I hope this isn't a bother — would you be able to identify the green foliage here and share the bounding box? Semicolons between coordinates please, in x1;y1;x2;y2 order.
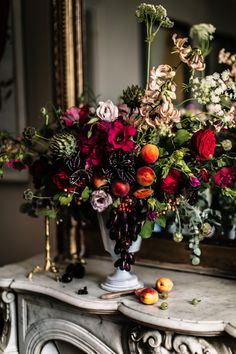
140;219;154;239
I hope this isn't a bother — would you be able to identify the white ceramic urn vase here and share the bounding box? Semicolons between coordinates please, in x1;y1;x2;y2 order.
97;210;144;292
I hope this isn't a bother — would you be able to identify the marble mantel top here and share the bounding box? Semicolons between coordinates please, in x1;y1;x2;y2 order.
0;255;236;338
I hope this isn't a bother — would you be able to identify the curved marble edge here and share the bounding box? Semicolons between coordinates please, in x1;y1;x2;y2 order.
118;302;230;337
10;280;118;313
0;279;14;288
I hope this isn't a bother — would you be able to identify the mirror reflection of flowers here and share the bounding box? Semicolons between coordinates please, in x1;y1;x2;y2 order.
0;3;236;269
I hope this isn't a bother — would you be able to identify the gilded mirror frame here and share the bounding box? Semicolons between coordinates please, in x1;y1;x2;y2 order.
51;0;84;110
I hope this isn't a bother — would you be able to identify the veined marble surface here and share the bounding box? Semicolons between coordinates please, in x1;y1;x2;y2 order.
0;255;236;337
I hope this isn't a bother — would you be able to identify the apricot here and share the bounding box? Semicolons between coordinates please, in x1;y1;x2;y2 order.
141;144;159;163
111;180;130;197
156;277;173;293
93;176;108;188
133;188;154;199
136;166;156;187
139;287;159;305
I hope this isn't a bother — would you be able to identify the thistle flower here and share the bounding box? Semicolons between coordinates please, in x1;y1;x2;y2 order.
121;85;145;109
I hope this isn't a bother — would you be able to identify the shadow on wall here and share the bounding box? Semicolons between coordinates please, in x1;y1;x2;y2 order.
0;183;54;267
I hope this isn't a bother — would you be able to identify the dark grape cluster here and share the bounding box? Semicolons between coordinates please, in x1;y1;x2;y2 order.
60;261;86;283
106;197;141;271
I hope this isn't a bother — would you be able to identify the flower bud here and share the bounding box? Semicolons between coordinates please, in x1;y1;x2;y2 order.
221;139;232;151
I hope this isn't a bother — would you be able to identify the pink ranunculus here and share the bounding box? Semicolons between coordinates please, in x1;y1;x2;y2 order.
96;100;119;122
108;120;136;152
61;106;89;127
90;190;113;212
214;166;236;188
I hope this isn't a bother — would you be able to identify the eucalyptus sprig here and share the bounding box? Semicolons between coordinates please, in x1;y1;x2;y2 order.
135;3;174;88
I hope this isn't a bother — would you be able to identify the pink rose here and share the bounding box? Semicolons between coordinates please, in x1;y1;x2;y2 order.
61;106;89;127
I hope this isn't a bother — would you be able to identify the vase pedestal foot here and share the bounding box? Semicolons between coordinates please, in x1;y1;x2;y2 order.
100;268;143;292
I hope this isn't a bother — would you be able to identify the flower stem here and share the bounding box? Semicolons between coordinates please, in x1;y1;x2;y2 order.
146;40;152;90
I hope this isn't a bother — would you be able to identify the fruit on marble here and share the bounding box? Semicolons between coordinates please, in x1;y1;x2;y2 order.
136;166;156;186
191;298;201;305
159;302;168;310
133;188;154;199
93;175;108;188
139;287;159;305
159;292;169;300
156;277;173;293
111;180;130;197
141;144;159;163
134;288;146;296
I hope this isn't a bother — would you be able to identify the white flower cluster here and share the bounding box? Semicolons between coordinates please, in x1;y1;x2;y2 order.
191;71;236;130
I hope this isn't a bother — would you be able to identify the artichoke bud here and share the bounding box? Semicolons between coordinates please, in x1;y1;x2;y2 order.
49;133;77;159
121;85;145;109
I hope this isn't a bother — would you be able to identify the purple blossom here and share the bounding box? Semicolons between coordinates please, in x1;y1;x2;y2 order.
190;176;201;188
147;211;158;221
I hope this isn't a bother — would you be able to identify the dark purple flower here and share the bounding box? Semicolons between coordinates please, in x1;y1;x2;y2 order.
147;211;158;221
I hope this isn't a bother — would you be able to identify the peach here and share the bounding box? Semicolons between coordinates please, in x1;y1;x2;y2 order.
156;277;173;293
111;180;130;197
136;166;156;187
139;287;159;305
141;144;159;163
133;188;154;199
93;176;108;188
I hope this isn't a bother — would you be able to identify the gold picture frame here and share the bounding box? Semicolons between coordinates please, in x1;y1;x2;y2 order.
51;0;84;110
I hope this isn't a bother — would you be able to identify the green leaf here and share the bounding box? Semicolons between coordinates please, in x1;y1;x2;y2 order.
87;117;99;125
173;129;191;146
81;186;92;201
162;166;170;178
87;130;92;138
222;187;236;198
37;208;57;219
140;220;154;239
156;215;166;228
113;198;121;208
58;194;73;206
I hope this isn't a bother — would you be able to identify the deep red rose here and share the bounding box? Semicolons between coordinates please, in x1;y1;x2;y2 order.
52;170;76;191
30;157;51;189
214;166;236;188
191;129;216;159
108;121;136;152
201;169;210;183
161;168;184;195
79;122;109;168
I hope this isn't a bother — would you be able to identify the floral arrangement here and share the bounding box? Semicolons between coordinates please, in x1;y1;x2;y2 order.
1;3;236;270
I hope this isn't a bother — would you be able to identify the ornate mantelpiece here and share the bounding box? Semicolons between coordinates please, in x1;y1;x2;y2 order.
0;256;236;354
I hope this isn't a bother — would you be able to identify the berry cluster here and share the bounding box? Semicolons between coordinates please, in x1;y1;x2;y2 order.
106;197;141;271
60;261;85;283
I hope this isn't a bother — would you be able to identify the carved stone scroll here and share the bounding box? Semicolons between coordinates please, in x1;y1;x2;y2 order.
128;325;236;354
0;290;18;354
